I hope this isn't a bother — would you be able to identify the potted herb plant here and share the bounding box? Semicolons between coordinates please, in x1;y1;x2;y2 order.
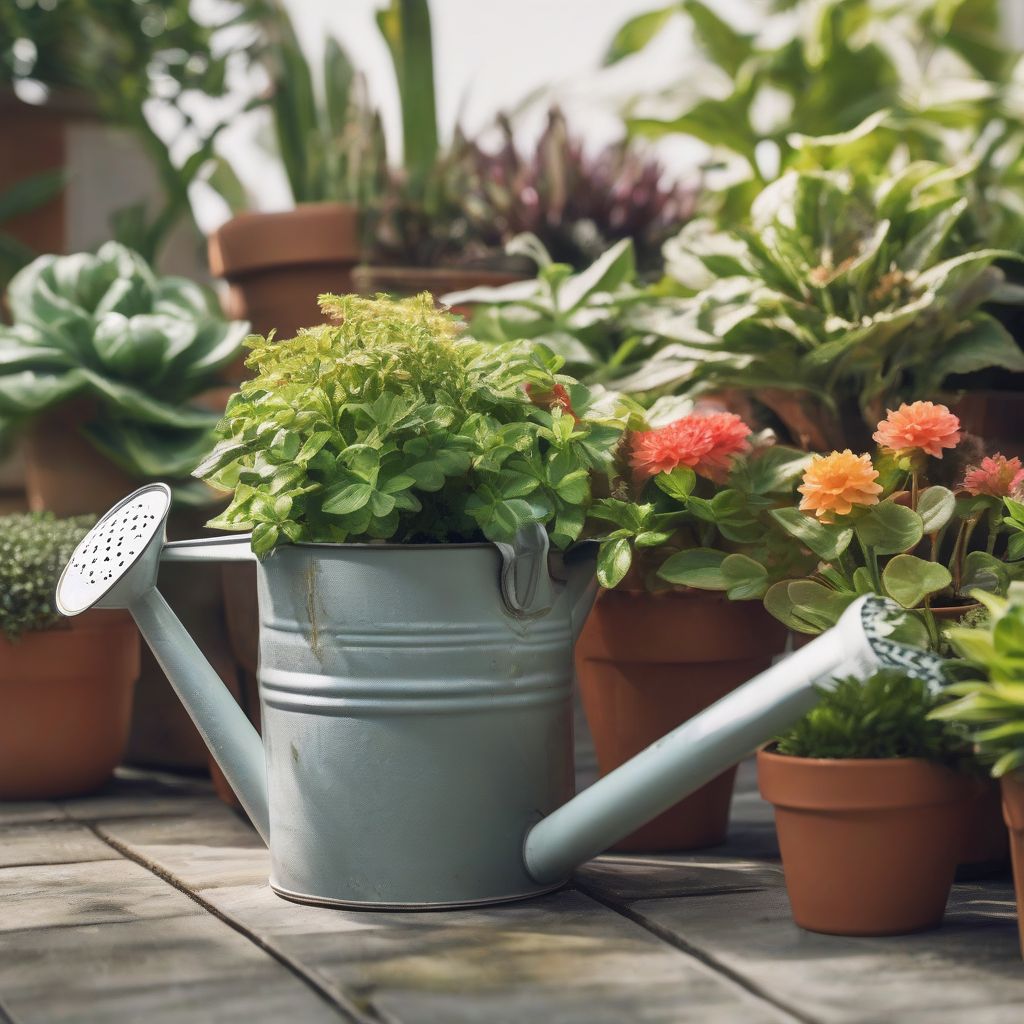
625;167;1024;451
931;584;1024;956
759;669;971;936
576;408;811;850
0;511;140;798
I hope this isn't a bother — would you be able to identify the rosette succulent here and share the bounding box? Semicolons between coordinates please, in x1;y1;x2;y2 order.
0;242;248;480
195;292;624;556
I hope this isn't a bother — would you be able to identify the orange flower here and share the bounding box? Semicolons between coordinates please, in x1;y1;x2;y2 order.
798;450;883;521
630;412;751;482
962;454;1024;498
872;401;961;459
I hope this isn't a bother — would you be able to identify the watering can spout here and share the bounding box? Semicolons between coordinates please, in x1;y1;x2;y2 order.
54;485;270;844
524;595;944;884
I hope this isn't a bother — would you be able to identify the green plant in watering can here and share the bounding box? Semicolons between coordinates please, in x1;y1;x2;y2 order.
0;242;248;484
195;292;626;556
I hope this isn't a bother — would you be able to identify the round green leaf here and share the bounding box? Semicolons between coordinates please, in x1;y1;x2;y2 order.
657;548;727;589
854;501;923;555
917;486;956;535
597;537;633;588
881;554;952;609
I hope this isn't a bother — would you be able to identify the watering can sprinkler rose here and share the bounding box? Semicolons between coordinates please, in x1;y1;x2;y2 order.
56;295;945;908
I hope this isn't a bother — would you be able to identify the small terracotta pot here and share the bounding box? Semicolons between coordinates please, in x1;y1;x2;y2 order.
208;203;361;362
352;265;522;313
577;590;787;851
0;611;140;799
758;748;972;935
1001;773;1024;958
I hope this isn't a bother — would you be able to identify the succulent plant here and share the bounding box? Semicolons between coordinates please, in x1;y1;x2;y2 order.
0;512;94;641
0;242;248;481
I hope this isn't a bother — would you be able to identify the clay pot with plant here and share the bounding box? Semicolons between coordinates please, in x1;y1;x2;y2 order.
931;584;1024;957
759;669;972;936
0;512;140;798
578;408;813;850
0;242;248;770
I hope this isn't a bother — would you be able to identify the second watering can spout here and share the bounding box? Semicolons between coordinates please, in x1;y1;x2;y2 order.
523;595;948;884
55;485;270;843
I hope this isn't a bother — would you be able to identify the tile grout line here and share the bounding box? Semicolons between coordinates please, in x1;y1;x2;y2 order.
574;877;821;1024
81;819;379;1024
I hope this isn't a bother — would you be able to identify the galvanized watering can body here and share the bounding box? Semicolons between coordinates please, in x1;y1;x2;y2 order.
257;542;581;907
57;485;946;911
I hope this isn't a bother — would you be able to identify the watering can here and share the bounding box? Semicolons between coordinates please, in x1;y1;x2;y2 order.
56;484;944;909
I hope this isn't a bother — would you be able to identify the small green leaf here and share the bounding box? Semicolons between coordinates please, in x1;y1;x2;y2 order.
654;466;697;501
322;482;374;515
657;548;727;589
597;537;633;588
961;551;1010;596
770;507;853;561
881;554;952;609
855;502;924;555
917;486;956;535
721;553;769;600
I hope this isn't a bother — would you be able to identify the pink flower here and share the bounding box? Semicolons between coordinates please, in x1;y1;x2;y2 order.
961;454;1024;498
873;401;961;459
630;413;751;482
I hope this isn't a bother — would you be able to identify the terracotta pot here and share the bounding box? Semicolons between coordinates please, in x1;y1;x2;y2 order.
1002;773;1024;957
208;204;361;360
352;265;522;313
577;590;787;851
954;391;1024;459
0;611;139;799
758;748;973;935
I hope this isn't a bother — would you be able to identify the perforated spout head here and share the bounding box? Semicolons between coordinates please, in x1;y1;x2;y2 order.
56;484;171;616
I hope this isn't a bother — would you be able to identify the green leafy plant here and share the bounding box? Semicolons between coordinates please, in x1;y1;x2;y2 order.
759;403;1024;642
195;292;624;556
444;236;654;381
605;0;1014;220
0;242;248;483
0;512;93;641
628;167;1024;450
580;408;813;592
775;669;965;761
931;584;1024;776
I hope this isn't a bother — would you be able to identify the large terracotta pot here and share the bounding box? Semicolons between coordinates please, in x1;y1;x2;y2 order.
1001;773;1024;958
0;611;139;798
208;203;361;356
576;590;787;851
352;265;522;312
758;748;973;935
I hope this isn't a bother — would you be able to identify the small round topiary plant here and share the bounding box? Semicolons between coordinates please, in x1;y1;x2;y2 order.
0;512;95;641
196;292;624;555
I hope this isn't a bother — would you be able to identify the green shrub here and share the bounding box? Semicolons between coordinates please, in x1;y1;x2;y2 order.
0;513;94;641
775;669;966;760
196;292;624;556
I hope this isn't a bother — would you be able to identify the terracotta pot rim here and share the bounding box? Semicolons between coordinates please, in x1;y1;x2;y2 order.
759;747;959;770
0;610;133;646
209;203;361;278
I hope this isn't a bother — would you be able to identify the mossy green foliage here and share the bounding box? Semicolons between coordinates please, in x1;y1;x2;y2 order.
932;585;1024;776
775;669;966;761
0;512;93;641
196;292;622;556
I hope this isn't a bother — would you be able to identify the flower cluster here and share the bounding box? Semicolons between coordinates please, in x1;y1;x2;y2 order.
798;401;1022;522
630;412;751;482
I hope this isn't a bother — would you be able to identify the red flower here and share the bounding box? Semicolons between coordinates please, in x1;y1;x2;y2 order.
630;412;751;482
525;382;578;422
961;454;1024;498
